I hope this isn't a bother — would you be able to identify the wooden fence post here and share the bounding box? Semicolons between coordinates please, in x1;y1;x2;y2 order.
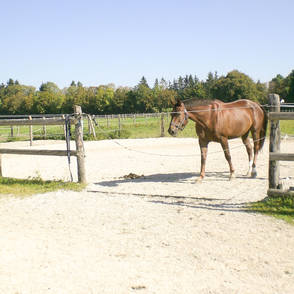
29;116;33;146
268;93;281;189
87;115;96;139
160;113;165;137
0;154;2;177
74;105;86;183
118;114;121;136
62;115;67;139
87;115;92;135
43;117;47;139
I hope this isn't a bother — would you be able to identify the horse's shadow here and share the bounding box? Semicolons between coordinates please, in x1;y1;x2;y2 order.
95;172;195;187
94;171;265;187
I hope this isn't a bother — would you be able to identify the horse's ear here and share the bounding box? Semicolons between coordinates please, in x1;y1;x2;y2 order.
170;97;182;106
176;98;182;106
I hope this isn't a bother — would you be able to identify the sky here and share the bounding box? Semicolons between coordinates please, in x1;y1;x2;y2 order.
0;0;293;89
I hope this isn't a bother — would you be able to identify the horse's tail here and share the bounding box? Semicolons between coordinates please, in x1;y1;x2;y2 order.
259;105;268;151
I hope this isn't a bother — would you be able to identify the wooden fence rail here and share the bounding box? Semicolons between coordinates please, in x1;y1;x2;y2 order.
0;105;86;183
268;94;294;197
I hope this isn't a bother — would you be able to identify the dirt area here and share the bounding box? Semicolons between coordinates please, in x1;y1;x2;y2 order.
0;138;293;294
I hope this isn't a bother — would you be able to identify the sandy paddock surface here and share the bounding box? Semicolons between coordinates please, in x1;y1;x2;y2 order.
0;137;294;294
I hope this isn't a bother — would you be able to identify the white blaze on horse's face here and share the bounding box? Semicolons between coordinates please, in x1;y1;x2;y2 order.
168;102;188;136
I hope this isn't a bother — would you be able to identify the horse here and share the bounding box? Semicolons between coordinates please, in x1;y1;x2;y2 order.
168;98;268;181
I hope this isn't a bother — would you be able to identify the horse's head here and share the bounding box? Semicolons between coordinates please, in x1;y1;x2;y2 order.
168;98;189;136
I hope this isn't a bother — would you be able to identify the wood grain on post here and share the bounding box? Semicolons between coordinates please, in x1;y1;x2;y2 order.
268;94;280;189
74;105;86;183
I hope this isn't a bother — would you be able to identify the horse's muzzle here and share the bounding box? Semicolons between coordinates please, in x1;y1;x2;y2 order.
168;128;177;137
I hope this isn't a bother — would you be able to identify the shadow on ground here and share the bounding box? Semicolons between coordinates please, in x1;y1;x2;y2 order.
94;171;265;187
87;188;253;214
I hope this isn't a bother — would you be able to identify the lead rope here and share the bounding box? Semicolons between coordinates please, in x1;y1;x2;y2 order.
65;115;73;182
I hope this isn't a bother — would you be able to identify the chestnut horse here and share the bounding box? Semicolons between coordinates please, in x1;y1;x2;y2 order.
168;98;268;181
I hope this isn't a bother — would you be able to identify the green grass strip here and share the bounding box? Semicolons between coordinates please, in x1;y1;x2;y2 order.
248;195;294;225
0;176;85;197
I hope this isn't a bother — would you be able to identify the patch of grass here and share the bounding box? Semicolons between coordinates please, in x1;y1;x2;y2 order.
280;120;294;136
248;195;294;225
0;176;85;197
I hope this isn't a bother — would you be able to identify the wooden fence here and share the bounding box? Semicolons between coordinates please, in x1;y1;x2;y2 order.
0;105;86;183
1;112;169;141
268;94;294;197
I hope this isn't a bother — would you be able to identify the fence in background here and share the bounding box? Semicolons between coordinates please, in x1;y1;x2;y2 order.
0;112;170;142
0;106;86;183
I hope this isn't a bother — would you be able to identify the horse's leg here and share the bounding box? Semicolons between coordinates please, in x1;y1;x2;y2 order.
242;133;253;176
251;130;260;178
220;137;235;180
197;138;208;182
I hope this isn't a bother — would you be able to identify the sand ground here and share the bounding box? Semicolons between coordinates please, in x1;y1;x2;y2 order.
0;137;293;294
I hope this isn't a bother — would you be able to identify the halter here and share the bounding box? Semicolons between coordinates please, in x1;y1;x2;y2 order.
171;108;189;131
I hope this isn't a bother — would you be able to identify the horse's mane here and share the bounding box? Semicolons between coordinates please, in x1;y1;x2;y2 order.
183;98;220;108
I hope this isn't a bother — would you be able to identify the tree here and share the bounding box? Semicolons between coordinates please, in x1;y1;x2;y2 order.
286;70;294;103
269;74;287;99
133;78;154;112
204;71;218;98
211;70;265;102
34;82;64;113
112;87;129;113
7;78;14;86
139;76;149;88
63;83;87;113
0;82;35;114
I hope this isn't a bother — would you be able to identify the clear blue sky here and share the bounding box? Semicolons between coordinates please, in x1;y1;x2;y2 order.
0;0;293;89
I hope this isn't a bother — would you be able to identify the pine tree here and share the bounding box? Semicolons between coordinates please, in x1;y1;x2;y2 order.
139;76;149;88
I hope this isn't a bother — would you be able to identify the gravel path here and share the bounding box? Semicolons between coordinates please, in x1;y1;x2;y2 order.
0;138;293;293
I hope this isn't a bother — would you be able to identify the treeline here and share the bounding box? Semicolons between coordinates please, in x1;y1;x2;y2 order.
0;69;293;115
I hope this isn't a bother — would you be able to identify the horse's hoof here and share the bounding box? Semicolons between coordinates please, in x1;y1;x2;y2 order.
195;177;203;183
251;171;257;178
229;173;236;181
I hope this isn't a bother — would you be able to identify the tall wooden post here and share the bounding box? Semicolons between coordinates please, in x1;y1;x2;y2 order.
87;115;92;135
0;154;2;177
118;114;121;136
268;94;280;189
74;105;86;183
160;113;165;137
62;115;67;139
29;116;33;146
43;117;47;139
